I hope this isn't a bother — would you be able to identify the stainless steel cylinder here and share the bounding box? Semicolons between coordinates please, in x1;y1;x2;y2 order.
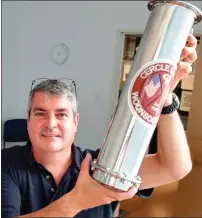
91;1;202;191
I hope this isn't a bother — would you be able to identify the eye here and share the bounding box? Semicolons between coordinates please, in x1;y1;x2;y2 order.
57;113;68;118
35;112;45;116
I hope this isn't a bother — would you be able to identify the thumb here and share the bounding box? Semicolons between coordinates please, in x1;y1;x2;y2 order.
80;153;92;173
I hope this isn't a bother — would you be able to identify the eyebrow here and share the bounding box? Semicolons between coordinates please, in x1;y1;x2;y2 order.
32;108;69;113
33;108;46;112
55;108;69;113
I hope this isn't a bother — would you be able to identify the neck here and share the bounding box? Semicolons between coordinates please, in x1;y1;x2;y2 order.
32;146;72;185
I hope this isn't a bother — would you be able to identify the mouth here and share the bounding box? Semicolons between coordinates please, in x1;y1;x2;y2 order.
41;134;61;138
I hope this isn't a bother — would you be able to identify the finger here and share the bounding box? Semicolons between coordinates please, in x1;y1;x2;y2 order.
180;47;197;64
176;61;192;79
186;34;197;48
80;153;92;174
116;186;138;201
127;186;139;197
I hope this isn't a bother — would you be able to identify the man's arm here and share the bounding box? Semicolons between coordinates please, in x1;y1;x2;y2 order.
138;93;192;190
2;154;138;218
19;192;81;217
1;171;81;218
20;154;138;217
137;33;197;190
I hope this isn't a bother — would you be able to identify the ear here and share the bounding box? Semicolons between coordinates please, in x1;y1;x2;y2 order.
74;113;80;132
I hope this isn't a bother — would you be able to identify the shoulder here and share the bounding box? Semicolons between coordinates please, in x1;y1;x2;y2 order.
72;145;100;170
2;145;30;168
2;145;30;159
74;145;100;160
2;145;31;187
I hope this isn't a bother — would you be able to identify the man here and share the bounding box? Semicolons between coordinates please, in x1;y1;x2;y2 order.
2;34;197;218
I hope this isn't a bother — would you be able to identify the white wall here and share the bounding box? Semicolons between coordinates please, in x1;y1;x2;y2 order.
2;1;202;150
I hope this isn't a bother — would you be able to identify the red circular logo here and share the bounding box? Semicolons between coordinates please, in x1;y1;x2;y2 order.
129;61;176;125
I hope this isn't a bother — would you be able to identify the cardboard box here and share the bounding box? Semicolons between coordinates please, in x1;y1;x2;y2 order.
124;36;137;59
181;74;195;90
180;90;192;112
123;60;133;81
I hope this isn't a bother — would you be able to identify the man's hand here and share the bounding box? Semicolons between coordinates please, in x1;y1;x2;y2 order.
163;34;197;106
135;34;197;95
69;153;138;211
170;33;198;92
19;154;138;218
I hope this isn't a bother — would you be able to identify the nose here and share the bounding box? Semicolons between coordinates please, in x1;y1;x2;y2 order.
45;115;57;129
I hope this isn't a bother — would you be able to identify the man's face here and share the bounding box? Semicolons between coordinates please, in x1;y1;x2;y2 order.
27;91;79;152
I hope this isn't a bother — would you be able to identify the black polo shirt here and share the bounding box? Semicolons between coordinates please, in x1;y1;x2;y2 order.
2;143;154;218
